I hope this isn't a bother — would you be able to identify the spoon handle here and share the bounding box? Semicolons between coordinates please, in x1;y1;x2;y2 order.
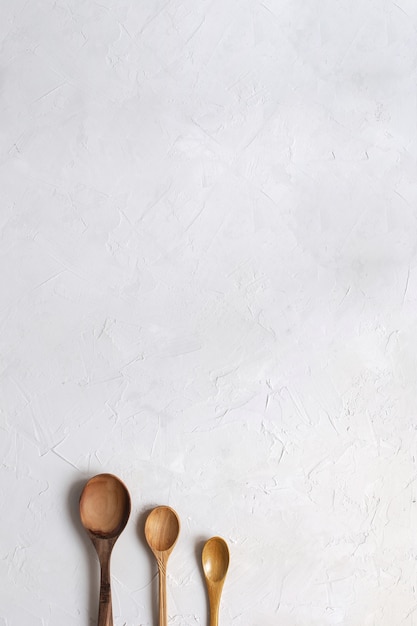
207;585;221;626
98;553;113;626
158;556;168;626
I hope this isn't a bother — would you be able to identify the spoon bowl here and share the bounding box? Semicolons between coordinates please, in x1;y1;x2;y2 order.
202;536;230;583
202;537;229;626
145;505;180;554
80;473;130;538
145;506;180;626
80;474;131;626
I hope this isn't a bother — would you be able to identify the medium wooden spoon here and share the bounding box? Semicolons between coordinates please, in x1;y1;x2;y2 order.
202;537;230;626
144;506;180;626
79;473;131;626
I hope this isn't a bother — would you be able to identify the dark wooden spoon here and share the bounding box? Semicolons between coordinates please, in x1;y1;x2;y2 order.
79;473;131;626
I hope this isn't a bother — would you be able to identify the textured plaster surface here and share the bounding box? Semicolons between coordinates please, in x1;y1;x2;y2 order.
1;0;417;624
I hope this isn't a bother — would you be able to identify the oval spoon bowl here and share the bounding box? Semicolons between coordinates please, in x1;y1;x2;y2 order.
202;536;229;583
80;473;131;538
145;505;180;553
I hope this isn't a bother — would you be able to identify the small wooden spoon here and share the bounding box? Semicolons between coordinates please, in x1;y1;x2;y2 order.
202;537;230;626
79;473;131;626
144;506;180;626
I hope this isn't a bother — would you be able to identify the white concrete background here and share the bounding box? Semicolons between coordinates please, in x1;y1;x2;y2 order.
1;0;417;624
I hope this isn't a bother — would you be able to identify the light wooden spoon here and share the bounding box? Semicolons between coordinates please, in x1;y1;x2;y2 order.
144;506;180;626
79;473;131;626
202;537;230;626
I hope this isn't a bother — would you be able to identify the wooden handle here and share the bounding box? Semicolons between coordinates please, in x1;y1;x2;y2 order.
98;556;113;626
92;537;115;626
158;556;168;626
207;583;222;626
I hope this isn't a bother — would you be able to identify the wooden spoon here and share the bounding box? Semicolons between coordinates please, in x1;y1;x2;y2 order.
202;537;230;626
144;506;180;626
79;473;131;626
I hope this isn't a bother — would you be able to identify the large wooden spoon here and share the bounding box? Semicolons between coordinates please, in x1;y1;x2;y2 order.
79;473;131;626
144;506;180;626
202;537;229;626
